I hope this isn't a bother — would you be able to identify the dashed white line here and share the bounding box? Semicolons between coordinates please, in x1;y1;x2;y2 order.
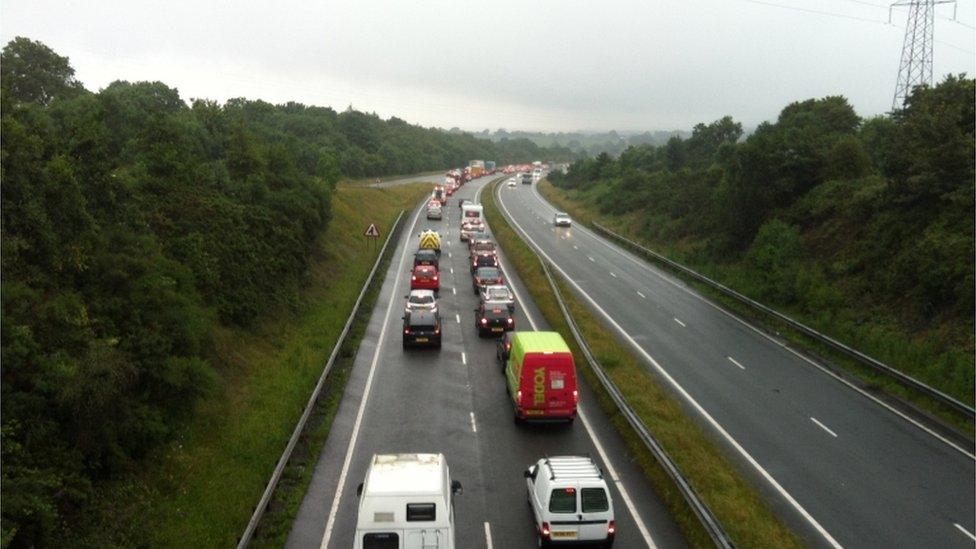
588;256;595;262
636;291;646;299
461;352;467;365
810;417;838;438
484;522;494;549
448;252;452;258
573;245;579;250
673;317;686;328
452;287;457;295
450;267;454;274
610;272;618;278
456;313;461;324
954;523;976;542
727;356;746;370
469;412;478;433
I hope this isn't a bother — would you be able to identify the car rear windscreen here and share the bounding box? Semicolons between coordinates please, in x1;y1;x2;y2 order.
581;488;609;512
477;269;500;278
484;309;509;320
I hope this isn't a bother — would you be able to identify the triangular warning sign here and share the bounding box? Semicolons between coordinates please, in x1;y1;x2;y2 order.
364;223;380;237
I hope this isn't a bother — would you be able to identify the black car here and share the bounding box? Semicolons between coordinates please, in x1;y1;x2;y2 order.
472;267;503;294
414;249;439;269
475;304;514;337
470;252;498;273
402;310;442;349
496;332;513;368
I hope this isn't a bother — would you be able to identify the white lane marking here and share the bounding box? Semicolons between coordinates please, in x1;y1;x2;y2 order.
450;267;454;274
456;314;461;324
811;417;838;438
452;287;457;295
496;184;842;549
469;412;478;433
673;317;686;328
489;185;657;549
524;181;974;460
320;204;423;549
588;256;595;262
727;356;746;370
573;245;579;250
484;522;494;549
954;524;976;542
637;291;646;299
610;272;618;278
448;252;452;258
461;352;467;365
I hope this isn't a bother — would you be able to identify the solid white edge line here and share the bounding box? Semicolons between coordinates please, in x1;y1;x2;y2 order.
526;182;975;460
954;523;976;542
470;411;478;433
498;183;843;549
320;204;423;549
673;317;686;328
727;356;746;370
488;182;658;549
484;521;494;549
811;417;839;438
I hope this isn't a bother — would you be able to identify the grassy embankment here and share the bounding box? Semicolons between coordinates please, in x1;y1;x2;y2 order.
537;179;974;433
68;182;431;548
483;181;801;548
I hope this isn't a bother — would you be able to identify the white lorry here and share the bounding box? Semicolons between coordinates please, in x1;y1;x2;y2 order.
354;453;462;549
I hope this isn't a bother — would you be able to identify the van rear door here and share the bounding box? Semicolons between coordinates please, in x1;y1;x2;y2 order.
541;353;576;413
578;486;613;540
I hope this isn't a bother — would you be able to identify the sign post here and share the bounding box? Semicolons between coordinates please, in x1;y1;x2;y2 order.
364;223;380;251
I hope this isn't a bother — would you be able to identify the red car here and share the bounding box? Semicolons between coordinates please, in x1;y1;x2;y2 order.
411;265;440;292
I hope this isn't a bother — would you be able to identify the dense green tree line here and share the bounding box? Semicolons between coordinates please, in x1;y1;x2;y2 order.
0;37;567;547
550;76;974;399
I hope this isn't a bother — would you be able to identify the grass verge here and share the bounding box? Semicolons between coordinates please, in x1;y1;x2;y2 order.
65;183;431;548
537;179;974;435
484;180;802;549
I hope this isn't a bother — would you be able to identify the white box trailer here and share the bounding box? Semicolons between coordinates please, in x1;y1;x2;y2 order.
354;454;462;549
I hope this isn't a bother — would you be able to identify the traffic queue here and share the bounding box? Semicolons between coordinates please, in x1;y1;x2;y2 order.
358;175;615;549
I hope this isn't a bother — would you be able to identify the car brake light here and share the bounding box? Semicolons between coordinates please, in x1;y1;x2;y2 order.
507;317;513;324
607;520;616;536
433;276;438;281
541;522;551;539
573;389;579;403
411;276;416;281
404;328;410;334
516;389;522;400
434;327;440;334
481;318;488;325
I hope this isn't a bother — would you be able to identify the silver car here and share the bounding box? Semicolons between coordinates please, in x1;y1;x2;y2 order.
553;212;572;227
480;284;515;311
404;289;438;313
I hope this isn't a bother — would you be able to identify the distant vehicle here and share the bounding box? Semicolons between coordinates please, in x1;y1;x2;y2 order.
472;267;503;294
507;179;517;188
353;453;462;548
414;249;439;269
496;332;514;367
402;310;442;349
461;203;484;223
445;184;456;197
432;186;445;204
521;172;533;185
460;221;486;242
411;265;439;292
506;331;578;423
458;198;468;209
480;284;515;311
470;252;498;272
404;289;437;314
485;160;496;173
469;239;497;258
532;168;542;181
426;202;443;220
524;456;614;547
475;303;514;337
553;212;572;227
418;229;441;256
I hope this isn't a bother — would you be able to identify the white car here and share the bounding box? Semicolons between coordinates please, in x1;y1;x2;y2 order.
507;179;517;187
426;203;443;220
479;284;515;311
525;456;615;547
404;289;438;313
553;212;572;227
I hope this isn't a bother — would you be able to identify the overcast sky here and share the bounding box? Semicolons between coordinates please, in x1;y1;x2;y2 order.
2;0;974;132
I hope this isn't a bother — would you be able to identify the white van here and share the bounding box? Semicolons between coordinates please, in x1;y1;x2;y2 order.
354;454;463;549
460;203;484;224
524;456;615;547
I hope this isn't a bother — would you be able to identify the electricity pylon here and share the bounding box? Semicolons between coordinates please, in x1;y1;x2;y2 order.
890;0;957;109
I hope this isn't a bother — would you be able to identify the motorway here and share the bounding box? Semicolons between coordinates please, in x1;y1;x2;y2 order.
367;172;445;188
286;175;686;548
494;180;976;548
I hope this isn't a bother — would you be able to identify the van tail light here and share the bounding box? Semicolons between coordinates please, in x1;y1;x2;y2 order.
481;318;488;325
517;389;522;401
411;276;417;281
507;317;514;325
573;389;579;403
607;520;616;537
541;522;551;539
433;276;438;281
404;328;411;335
434;327;440;335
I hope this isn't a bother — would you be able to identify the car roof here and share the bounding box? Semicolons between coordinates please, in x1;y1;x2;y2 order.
541;456;604;482
484;285;510;293
407;310;438;324
365;453;445;496
409;289;435;298
416;249;437;255
475;267;500;275
414;264;437;272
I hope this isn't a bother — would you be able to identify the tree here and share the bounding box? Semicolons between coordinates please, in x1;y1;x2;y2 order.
1;37;86;106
